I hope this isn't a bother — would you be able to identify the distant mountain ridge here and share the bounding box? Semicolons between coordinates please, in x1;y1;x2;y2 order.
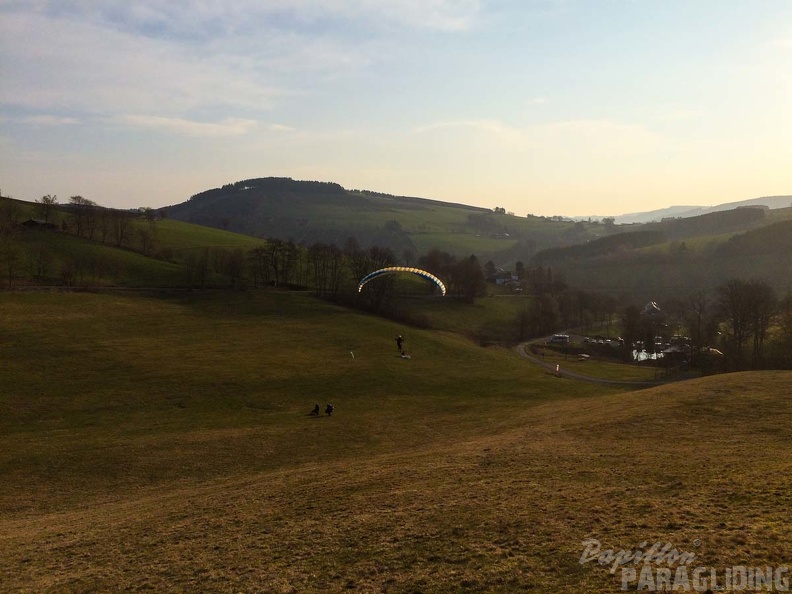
609;195;792;224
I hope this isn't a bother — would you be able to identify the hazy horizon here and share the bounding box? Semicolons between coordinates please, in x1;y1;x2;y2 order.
2;1;791;217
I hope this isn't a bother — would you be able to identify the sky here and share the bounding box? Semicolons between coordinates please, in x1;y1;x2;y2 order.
1;1;791;217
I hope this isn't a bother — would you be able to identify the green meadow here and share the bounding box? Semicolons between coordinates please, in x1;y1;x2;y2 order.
13;228;184;286
133;218;264;257
2;289;790;592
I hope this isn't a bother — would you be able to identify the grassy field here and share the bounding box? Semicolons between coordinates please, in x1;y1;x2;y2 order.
407;232;518;257
393;294;535;343
1;290;790;592
132;218;264;257
14;227;185;287
528;345;662;382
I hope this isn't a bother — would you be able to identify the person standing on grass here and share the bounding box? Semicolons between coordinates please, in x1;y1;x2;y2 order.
396;335;404;352
325;403;334;416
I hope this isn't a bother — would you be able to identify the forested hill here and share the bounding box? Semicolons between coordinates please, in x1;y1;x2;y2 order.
165;177;792;295
528;206;792;300
164;177;567;258
168;177;412;252
188;177;348;201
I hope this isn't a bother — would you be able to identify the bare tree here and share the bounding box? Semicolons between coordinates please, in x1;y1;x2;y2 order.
26;244;54;279
309;242;330;295
0;201;21;288
309;242;345;296
84;202;98;240
226;248;245;287
111;209;132;248
248;245;270;287
449;255;486;302
266;238;288;286
717;279;754;370
183;249;209;288
210;248;228;274
418;248;456;281
621;305;642;362
137;226;156;256
344;237;369;286
88;250;108;285
281;241;299;286
68;195;98;238
61;258;76;286
747;280;776;368
36;194;58;223
139;206;157;221
685;290;711;367
778;292;792;367
358;245;397;308
97;207;112;243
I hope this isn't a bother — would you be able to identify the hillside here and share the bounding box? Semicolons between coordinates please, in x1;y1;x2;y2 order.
162;179;792;299
6;188;792;309
531;206;792;299
1;290;790;592
0;195;266;288
164;177;601;260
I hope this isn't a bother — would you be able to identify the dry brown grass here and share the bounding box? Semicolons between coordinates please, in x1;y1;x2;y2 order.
3;368;790;593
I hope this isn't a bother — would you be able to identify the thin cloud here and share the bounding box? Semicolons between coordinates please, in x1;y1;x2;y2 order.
413;119;522;137
0;1;478;130
379;0;483;31
537;118;659;146
118;115;258;138
23;0;483;36
653;108;703;122
19;115;80;126
412;117;660;158
0;8;355;116
266;124;297;133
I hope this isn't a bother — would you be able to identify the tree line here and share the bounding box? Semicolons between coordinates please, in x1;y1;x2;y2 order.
0;194;156;288
616;279;791;372
4;193;791;371
186;239;488;306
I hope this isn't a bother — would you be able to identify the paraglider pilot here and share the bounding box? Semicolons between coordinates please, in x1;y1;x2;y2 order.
396;335;404;352
325;403;334;416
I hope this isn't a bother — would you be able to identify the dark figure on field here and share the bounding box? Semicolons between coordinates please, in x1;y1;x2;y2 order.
396;335;404;352
310;403;320;416
325;403;334;416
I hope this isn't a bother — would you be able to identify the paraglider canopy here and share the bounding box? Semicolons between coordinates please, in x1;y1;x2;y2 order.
358;266;446;296
642;301;662;317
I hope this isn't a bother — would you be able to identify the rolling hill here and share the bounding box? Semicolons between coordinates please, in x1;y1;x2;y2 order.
4;186;792;311
0;195;267;288
530;206;792;300
164;177;602;260
163;178;792;298
1;289;789;592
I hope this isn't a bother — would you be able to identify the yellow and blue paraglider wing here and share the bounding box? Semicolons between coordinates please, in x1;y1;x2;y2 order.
358;266;446;296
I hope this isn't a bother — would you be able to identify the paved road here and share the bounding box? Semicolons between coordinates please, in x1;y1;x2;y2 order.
515;342;668;388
